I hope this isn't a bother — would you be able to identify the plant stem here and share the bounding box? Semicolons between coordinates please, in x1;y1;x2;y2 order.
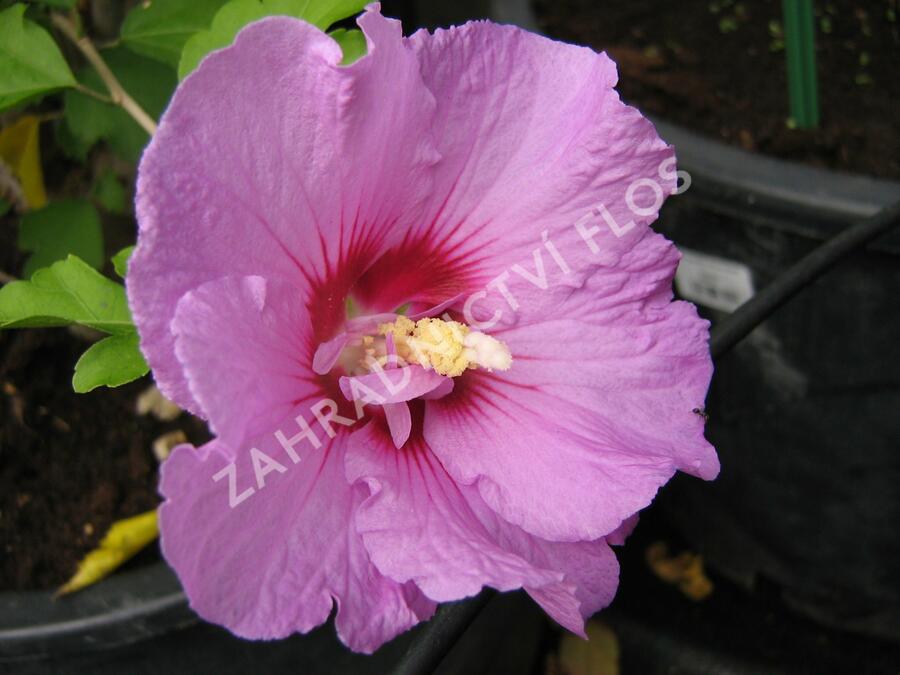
783;0;820;128
73;82;114;105
50;13;158;136
0;158;27;212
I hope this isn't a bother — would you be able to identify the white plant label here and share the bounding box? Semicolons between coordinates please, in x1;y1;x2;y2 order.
675;248;755;312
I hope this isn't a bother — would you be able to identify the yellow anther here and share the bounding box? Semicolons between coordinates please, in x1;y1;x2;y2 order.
379;315;415;339
412;317;471;377
377;316;512;377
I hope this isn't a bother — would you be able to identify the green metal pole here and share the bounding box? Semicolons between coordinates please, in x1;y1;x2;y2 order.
783;0;820;128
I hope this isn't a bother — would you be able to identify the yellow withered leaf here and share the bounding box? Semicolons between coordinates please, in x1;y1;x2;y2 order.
57;509;159;596
0;115;47;210
552;621;620;675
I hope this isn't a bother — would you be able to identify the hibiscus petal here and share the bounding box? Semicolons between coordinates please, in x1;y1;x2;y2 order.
607;514;640;546
346;423;559;599
159;433;434;652
383;402;412;448
355;20;674;317
345;313;401;334
339;366;448;405
424;236;717;542
524;536;619;637
407;293;465;321
345;422;619;635
171;275;315;451
421;377;454;400
129;10;439;414
312;332;349;376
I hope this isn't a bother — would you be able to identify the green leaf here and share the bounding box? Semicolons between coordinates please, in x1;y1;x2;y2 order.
329;28;366;65
121;0;229;68
33;0;78;8
18;200;104;277
73;332;148;392
92;170;129;214
111;246;134;278
178;0;366;79
0;255;134;333
63;48;175;162
54;114;88;162
0;4;77;111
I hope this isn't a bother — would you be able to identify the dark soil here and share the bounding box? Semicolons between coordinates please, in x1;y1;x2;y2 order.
0;325;209;591
533;0;900;180
1;138;211;591
0;207;207;592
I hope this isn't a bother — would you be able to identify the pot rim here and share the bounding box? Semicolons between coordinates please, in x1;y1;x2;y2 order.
0;558;191;660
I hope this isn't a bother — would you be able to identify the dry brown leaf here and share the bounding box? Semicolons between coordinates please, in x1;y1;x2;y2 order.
136;384;182;421
646;541;714;601
153;429;187;462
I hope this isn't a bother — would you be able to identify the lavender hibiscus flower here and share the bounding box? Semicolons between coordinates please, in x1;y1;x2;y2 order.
128;4;719;653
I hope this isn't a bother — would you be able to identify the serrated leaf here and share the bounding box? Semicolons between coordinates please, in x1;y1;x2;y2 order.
63;48;175;162
329;28;366;65
92;169;129;214
57;510;159;595
178;0;366;79
0;114;47;209
121;0;229;68
18;200;104;277
0;5;76;111
111;246;134;278
0;255;133;333
73;332;148;392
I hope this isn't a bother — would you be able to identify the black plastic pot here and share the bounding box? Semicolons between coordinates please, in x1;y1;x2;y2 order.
487;0;900;646
0;557;545;674
652;119;900;642
601;506;900;675
0;562;189;664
